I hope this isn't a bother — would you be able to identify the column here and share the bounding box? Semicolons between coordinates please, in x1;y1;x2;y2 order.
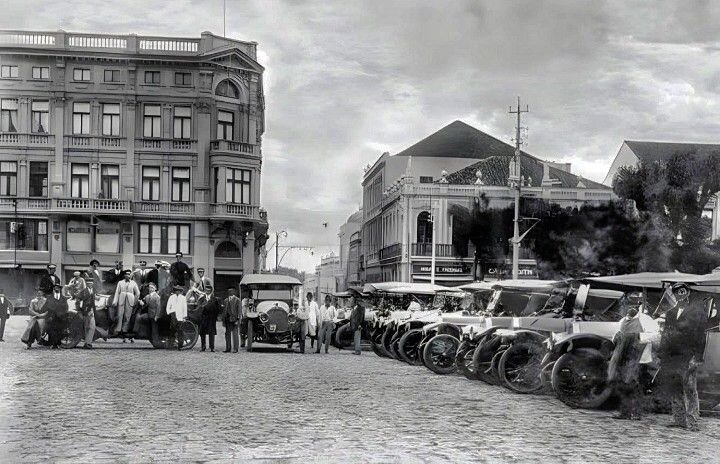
193;220;210;271
125;101;137;201
90;162;100;199
243;230;256;275
51;97;65;198
18;97;29;134
195;99;212;204
17;159;27;197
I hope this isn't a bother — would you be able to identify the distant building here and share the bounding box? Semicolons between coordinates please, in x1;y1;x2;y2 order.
604;140;720;240
360;121;615;285
317;252;341;298
338;209;362;289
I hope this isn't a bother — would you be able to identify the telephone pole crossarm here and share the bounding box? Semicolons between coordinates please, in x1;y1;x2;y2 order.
508;97;529;280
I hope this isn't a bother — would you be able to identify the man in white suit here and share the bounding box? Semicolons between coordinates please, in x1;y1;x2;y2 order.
112;270;140;336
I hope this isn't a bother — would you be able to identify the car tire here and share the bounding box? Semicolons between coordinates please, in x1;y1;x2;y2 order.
380;324;395;358
551;347;613;409
422;334;460;375
456;339;480;380
335;323;353;349
398;328;424;365
246;320;254;352
59;313;84;349
472;334;502;385
498;341;545;393
178;321;199;351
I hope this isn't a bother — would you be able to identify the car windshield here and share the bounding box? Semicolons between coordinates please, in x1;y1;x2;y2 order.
248;284;298;301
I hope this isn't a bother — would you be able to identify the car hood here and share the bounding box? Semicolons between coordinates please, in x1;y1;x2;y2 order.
255;301;290;314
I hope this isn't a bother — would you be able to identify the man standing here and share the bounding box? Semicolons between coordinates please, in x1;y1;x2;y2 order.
193;268;213;293
112;270;140;336
170;252;192;288
608;294;644;420
0;288;13;342
296;292;315;354
166;285;188;350
316;295;336;354
199;286;222;352
659;283;709;431
146;260;161;288
240;292;254;348
39;264;61;296
223;287;241;353
349;295;364;355
67;271;86;298
25;289;47;348
105;260;124;291
75;280;97;349
87;259;103;288
141;282;162;344
44;283;69;349
132;260;151;297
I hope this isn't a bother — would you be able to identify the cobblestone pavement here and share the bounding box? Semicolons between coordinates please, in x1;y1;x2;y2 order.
1;316;719;463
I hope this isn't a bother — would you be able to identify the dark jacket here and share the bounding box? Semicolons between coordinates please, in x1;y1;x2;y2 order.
146;268;159;287
170;261;191;286
43;292;69;346
0;296;12;319
223;296;241;324
39;273;61;294
659;303;708;362
349;304;364;331
199;297;222;335
75;288;96;315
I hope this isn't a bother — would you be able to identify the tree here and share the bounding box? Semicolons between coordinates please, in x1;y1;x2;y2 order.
614;151;720;273
275;266;306;283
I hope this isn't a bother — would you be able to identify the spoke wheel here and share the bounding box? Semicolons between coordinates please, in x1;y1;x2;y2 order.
498;342;545;393
398;328;424;365
551;347;612;409
380;324;396;358
456;340;480;380
472;335;502;385
422;334;460;375
60;314;83;349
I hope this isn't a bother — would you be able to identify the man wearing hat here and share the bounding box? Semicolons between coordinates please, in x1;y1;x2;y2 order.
141;282;162;343
146;260;161;288
67;271;86;299
170;252;192;288
198;286;222;352
0;288;13;342
166;285;188;350
44;283;69;349
39;264;61;296
192;268;213;293
132;260;151;292
87;259;103;288
659;283;709;431
111;270;140;336
75;279;97;349
223;287;241;352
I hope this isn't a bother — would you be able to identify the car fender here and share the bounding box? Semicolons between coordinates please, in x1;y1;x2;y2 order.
552;333;614;358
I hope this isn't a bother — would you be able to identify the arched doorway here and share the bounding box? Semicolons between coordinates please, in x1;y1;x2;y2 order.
213;240;244;299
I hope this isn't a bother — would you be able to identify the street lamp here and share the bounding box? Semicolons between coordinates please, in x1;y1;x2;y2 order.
274;230;287;273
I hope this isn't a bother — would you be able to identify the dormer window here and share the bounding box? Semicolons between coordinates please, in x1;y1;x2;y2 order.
216;79;239;99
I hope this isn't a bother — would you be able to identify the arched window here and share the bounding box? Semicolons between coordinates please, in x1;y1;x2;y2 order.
417;211;433;244
215;80;239;99
215;240;242;258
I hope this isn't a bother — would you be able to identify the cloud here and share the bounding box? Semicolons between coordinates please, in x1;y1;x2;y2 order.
3;0;720;271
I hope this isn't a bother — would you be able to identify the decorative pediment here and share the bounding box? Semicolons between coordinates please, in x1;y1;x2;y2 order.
203;48;264;74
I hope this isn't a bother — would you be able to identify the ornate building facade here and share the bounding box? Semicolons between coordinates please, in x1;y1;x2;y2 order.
0;30;268;298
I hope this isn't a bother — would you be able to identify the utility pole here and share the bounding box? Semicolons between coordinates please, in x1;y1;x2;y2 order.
509;96;528;280
274;230;287;273
430;199;437;286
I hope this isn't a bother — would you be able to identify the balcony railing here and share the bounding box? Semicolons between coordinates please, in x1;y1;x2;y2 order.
379;243;402;261
135;138;197;152
411;243;464;258
211;203;259;219
210;139;256;156
0;133;54;148
134;201;195;216
66;135;127;150
54;198;131;213
0;197;51;212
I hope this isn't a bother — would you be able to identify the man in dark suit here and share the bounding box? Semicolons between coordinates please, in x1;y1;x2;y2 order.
44;283;69;349
75;279;97;349
223;287;241;353
170;252;192;288
146;260;161;288
39;264;61;296
86;259;103;288
0;288;13;342
659;283;709;431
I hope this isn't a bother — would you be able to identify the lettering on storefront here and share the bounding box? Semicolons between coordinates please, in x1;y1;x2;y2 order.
412;263;471;275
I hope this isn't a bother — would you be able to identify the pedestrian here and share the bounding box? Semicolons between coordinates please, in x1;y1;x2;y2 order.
132;260;151;298
316;295;337;354
0;288;13;342
223;287;241;352
87;259;103;288
608;292;644;420
170;252;192;288
39;264;61;296
75;280;97;349
67;271;86;298
349;295;364;355
198;286;222;352
296;292;315;353
166;285;188;351
193;268;212;293
240;290;254;348
111;270;140;338
658;283;708;431
105;260;124;290
146;260;161;288
307;296;318;349
140;282;162;344
24;289;47;348
44;283;69;349
158;261;173;309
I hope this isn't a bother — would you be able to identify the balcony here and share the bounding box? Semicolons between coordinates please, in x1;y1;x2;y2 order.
66;135;127;151
411;243;465;258
210;139;258;157
134;201;195;217
134;138;197;153
211;203;260;220
0;197;51;213
379;243;402;262
0;133;55;149
54;198;131;214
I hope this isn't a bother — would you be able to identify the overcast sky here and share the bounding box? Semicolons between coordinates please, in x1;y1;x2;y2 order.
4;0;720;272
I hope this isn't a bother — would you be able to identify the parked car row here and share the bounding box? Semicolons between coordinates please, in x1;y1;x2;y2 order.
365;273;720;412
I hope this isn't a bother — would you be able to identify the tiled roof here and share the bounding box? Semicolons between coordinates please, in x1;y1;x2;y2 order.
445;155;609;190
625;141;720;162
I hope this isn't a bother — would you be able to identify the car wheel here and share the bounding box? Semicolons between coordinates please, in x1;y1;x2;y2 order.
59;314;84;349
498;341;545;393
398;329;424;365
335;323;353;349
178;321;199;351
380;324;395;358
370;326;387;357
422;334;460;375
456;339;480;380
472;334;502;385
551;347;613;409
246;320;254;352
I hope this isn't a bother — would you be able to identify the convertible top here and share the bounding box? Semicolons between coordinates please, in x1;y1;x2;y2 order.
458;281;496;292
362;282;406;293
660;272;720;293
490;279;561;291
240;274;302;287
583;272;702;290
384;283;461;296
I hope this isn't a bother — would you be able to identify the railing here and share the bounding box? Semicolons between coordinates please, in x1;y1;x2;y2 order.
411;243;464;258
69;34;127;49
66;135;126;150
211;203;258;219
54;198;131;213
210;139;256;155
0;197;51;211
0;31;55;46
134;201;195;215
139;38;198;52
0;133;54;147
135;138;197;152
366;251;379;263
379;243;402;261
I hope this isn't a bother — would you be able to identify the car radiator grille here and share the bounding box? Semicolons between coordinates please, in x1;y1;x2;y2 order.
266;307;290;333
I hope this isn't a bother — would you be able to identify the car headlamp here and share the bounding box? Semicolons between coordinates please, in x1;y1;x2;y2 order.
259;313;269;323
287;313;297;324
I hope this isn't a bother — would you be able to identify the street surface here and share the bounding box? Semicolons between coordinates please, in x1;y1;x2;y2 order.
0;316;718;463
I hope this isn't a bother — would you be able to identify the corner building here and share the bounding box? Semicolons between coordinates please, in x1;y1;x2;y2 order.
0;30;268;298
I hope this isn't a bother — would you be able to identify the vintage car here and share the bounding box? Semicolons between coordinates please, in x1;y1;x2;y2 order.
240;274;303;352
43;291;199;350
331;290;377;349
